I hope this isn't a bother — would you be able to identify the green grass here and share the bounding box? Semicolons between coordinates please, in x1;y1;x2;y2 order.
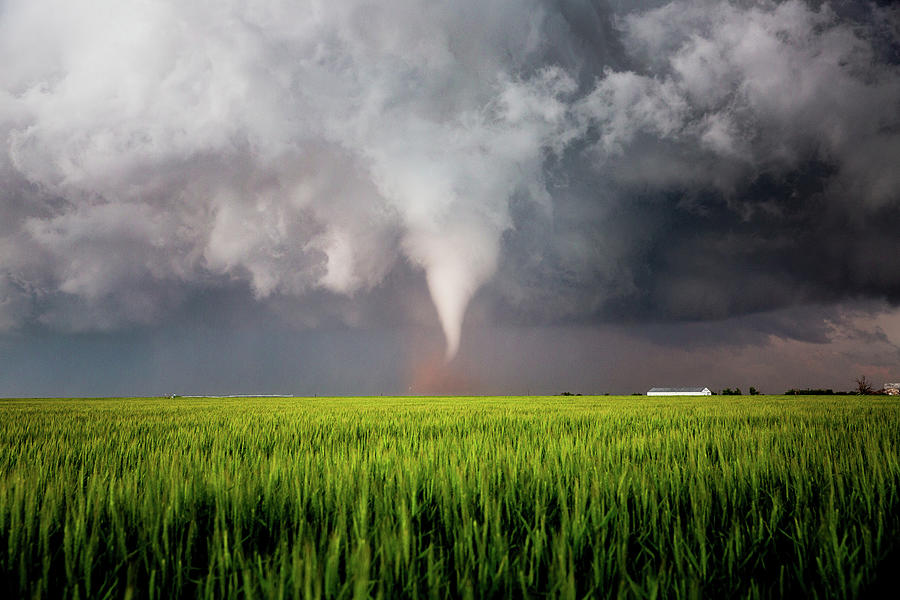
1;395;899;599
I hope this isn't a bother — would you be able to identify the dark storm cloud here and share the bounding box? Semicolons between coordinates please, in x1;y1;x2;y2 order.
1;0;899;362
487;0;900;332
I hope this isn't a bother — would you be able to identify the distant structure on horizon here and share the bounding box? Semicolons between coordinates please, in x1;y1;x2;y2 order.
647;387;712;396
884;383;900;396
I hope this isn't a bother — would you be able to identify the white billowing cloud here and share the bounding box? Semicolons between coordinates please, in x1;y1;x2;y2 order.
578;0;900;204
575;70;688;155
0;0;572;355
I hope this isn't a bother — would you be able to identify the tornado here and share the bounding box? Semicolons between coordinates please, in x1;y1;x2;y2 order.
419;227;499;360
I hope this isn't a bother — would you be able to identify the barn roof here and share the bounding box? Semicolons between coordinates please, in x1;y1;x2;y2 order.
647;387;709;393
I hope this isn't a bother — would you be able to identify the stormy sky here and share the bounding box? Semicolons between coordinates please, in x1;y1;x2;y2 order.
2;0;899;396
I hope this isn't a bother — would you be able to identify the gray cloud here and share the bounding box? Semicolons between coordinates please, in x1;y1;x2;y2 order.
487;0;900;328
1;0;899;370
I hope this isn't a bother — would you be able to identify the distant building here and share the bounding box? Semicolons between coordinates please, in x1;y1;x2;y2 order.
884;383;900;396
647;387;712;396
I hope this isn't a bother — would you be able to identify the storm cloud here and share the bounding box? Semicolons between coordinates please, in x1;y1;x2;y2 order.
1;0;899;386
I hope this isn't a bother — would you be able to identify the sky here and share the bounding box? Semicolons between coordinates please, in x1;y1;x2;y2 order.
1;0;899;396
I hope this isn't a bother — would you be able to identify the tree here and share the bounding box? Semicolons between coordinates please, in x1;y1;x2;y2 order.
856;375;874;395
749;387;760;395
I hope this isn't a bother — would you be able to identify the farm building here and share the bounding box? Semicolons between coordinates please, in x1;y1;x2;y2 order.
647;387;712;396
884;383;900;396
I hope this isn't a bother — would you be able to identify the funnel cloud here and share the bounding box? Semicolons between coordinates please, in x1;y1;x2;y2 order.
1;0;900;393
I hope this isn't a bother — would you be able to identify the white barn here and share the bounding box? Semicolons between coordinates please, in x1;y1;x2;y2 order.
646;387;712;396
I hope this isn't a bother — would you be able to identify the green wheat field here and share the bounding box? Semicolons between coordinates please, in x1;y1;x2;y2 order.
1;395;899;599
